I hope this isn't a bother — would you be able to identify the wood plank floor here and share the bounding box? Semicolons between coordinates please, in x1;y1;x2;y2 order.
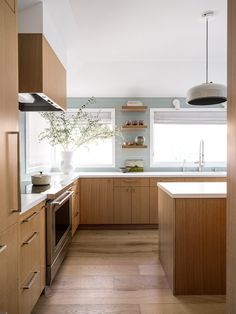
33;229;226;314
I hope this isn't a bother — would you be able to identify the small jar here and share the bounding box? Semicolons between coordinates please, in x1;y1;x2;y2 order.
135;136;145;145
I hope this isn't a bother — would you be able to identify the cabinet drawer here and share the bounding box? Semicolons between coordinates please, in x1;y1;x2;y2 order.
21;231;40;283
20;209;40;243
20;270;41;314
114;178;150;187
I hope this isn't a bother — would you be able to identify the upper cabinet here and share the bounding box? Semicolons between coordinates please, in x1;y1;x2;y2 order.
18;34;67;111
4;0;15;12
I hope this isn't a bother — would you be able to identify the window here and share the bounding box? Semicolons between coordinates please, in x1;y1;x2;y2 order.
150;108;227;168
54;109;115;168
25;112;52;173
26;109;116;171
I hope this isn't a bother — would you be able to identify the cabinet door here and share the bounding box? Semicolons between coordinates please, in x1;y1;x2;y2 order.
0;0;19;233
80;179;114;224
4;0;15;12
132;187;150;224
114;187;132;224
0;224;18;314
39;207;46;291
150;187;159;224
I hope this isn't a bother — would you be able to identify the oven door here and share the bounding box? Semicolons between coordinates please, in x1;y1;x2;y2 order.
46;190;73;265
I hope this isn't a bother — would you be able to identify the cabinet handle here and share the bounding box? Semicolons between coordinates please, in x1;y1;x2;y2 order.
22;211;38;223
7;132;21;213
23;272;39;290
0;244;7;254
23;232;38;245
75;211;79;217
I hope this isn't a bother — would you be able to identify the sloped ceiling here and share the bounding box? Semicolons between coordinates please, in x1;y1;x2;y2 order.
19;0;227;98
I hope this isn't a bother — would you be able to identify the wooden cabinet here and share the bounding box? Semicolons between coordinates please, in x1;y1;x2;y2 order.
0;0;19;233
19;202;46;314
114;187;132;224
114;179;149;224
18;34;67;110
71;180;80;236
0;224;18;314
80;178;114;224
4;0;15;12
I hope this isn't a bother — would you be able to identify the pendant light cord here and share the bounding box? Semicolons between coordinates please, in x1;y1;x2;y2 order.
206;15;209;83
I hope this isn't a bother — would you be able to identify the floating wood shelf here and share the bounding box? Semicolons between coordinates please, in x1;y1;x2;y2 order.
121;125;148;131
122;144;148;149
121;105;148;112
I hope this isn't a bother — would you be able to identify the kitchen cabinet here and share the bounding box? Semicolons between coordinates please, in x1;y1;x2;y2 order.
0;224;18;314
0;0;19;234
71;179;80;236
4;0;15;12
114;179;150;224
80;178;114;224
19;202;46;314
18;34;67;110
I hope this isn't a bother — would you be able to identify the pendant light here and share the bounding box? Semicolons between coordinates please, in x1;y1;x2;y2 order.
186;11;227;105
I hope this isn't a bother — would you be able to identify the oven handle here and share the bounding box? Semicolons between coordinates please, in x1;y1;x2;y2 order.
51;190;74;206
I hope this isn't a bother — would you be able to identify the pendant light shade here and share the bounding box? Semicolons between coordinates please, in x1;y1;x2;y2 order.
186;82;227;105
186;11;227;105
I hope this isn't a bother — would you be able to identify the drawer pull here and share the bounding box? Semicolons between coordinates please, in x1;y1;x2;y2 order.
22;211;38;223
0;244;7;254
23;272;38;290
23;232;38;245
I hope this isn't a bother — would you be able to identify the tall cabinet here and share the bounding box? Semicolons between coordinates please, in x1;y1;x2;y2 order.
0;0;19;313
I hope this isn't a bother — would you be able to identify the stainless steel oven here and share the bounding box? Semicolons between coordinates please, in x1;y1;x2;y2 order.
46;189;74;285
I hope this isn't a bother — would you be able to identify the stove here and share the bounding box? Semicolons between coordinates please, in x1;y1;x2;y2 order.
20;181;51;194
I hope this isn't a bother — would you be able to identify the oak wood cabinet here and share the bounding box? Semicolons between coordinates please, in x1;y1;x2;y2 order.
0;0;19;234
0;224;18;314
71;180;80;236
19;202;46;314
18;34;67;110
114;179;150;224
80;178;114;224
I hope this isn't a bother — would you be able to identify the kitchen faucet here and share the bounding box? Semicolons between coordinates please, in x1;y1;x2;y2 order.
195;140;205;171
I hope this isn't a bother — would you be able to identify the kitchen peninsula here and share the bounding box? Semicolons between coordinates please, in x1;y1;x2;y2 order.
158;182;226;295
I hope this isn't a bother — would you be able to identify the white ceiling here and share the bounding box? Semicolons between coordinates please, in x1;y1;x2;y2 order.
19;0;227;98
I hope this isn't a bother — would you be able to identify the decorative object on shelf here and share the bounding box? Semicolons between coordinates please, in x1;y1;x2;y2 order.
135;135;145;145
126;101;143;107
139;120;144;125
132;120;138;125
38;97;121;174
186;11;227;105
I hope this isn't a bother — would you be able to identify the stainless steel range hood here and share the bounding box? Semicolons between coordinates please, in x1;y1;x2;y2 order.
18;93;63;111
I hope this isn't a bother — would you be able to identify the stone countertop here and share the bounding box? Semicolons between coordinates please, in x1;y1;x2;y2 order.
158;182;227;198
21;194;47;214
75;171;227;178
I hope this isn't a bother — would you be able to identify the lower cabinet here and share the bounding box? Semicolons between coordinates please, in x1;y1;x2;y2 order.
19;202;46;314
80;178;114;224
71;179;80;236
0;224;18;314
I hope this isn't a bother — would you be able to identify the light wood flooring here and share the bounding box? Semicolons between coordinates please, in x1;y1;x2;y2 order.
33;229;226;314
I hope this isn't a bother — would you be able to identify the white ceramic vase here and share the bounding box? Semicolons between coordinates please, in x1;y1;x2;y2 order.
61;151;74;174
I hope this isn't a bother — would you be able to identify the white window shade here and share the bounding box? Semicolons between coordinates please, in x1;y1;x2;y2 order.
153;109;226;125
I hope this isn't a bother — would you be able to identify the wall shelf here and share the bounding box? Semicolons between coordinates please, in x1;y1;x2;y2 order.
121;105;148;112
121;125;148;131
122;144;148;149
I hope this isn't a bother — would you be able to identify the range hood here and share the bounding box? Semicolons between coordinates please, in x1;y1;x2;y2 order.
18;33;67;112
18;93;63;111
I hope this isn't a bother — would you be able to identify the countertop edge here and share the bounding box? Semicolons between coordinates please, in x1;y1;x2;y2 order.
20;194;47;214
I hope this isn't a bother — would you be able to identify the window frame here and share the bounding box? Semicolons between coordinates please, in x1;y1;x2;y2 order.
64;108;116;169
150;108;227;168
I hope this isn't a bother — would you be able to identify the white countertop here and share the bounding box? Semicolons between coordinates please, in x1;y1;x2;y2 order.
21;194;47;214
76;171;227;178
158;182;227;198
